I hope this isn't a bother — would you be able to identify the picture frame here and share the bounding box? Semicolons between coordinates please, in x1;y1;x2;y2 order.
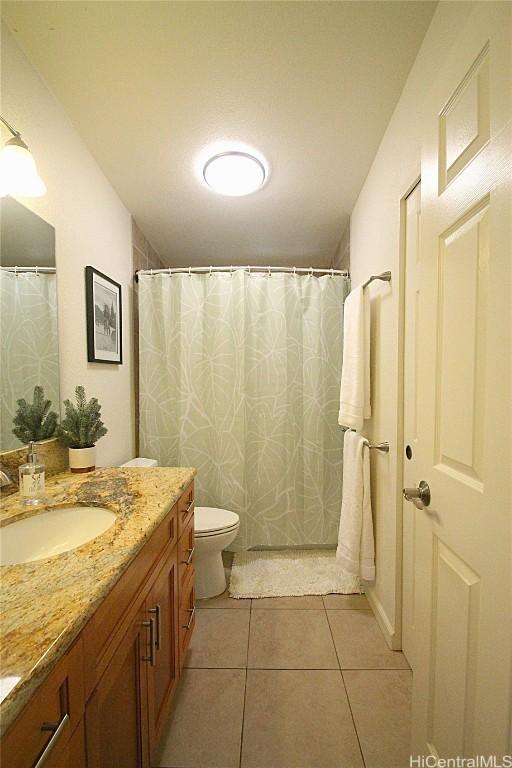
85;266;123;364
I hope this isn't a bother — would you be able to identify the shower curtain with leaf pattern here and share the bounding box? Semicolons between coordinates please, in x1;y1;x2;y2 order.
0;271;59;451
138;270;349;549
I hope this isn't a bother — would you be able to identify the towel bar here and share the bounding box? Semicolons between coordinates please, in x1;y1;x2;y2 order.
362;271;391;289
364;441;389;453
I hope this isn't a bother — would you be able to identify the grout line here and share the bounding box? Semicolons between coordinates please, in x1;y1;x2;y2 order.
238;590;252;768
184;665;411;671
341;670;368;768
325;609;367;768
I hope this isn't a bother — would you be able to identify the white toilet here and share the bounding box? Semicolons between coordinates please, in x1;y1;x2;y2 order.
120;457;158;468
194;506;240;599
119;459;239;600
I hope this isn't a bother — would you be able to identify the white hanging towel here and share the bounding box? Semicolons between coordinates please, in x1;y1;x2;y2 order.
336;430;375;581
338;285;371;431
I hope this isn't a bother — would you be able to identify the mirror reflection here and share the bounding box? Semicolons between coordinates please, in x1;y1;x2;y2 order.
0;197;59;451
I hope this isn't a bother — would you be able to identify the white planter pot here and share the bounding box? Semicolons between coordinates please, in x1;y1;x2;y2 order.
69;446;96;473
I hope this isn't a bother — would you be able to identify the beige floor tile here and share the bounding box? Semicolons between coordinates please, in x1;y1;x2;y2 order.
248;609;338;669
251;595;324;609
155;668;245;768
344;670;413;768
327;610;410;669
196;589;251;609
185;609;250;668
323;593;369;610
241;670;364;768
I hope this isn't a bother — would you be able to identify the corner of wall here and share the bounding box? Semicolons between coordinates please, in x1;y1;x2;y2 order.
131;217;165;455
331;223;350;272
366;584;401;651
132;218;165;273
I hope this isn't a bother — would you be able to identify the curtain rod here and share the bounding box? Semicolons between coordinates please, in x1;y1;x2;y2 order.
136;265;349;281
0;266;56;274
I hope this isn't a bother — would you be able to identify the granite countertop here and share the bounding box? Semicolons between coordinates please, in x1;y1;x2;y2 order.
0;466;196;737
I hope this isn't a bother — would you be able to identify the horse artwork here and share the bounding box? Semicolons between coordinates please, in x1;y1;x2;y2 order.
85;266;123;364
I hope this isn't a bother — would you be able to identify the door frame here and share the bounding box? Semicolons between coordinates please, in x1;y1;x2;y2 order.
395;169;421;654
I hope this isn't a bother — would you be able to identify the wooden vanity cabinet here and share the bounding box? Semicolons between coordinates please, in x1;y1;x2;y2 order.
146;546;179;754
178;508;195;669
85;481;194;768
0;638;85;768
1;480;194;768
85;600;150;768
46;721;86;768
178;482;194;538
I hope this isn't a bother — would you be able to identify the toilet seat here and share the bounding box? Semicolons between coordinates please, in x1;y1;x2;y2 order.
194;506;240;537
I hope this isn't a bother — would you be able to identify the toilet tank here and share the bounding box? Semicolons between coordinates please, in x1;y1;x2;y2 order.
120;457;158;468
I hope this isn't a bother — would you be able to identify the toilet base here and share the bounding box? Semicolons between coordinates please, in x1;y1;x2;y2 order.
195;550;227;599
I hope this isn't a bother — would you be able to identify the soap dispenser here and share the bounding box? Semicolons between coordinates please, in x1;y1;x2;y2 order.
19;441;46;505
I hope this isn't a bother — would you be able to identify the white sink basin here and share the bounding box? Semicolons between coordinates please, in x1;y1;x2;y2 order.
0;506;117;566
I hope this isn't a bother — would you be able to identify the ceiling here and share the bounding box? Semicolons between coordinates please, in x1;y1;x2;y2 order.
2;1;436;268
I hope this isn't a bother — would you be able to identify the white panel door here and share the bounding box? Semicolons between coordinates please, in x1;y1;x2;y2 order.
406;4;512;758
401;181;421;669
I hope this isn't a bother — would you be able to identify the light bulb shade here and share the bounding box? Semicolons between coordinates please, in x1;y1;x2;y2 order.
203;151;266;196
0;139;46;197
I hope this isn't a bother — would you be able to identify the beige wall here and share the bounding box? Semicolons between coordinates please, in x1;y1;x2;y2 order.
1;27;135;467
349;1;474;646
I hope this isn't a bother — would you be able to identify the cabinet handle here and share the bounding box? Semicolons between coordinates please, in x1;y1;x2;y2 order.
182;606;195;631
183;499;194;514
34;713;70;768
181;547;195;566
148;605;161;650
142;618;156;666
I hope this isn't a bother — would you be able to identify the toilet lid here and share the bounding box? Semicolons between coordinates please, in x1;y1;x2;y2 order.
194;506;240;535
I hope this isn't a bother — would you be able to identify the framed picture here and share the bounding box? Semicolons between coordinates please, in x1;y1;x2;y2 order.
85;266;123;364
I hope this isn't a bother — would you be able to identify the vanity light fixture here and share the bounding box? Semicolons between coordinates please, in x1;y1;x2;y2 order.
203;150;266;196
0;115;46;197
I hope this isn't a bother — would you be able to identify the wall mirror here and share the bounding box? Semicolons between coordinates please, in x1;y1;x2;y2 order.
0;197;60;451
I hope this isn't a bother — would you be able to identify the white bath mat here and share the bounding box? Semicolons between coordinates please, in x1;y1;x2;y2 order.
229;549;362;598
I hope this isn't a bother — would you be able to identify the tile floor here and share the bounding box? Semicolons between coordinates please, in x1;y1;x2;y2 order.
155;557;412;768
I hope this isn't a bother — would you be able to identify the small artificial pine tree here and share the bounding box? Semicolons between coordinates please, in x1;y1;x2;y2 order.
12;385;59;444
57;385;108;449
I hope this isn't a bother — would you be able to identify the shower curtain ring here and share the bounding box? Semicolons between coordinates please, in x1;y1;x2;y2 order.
331;268;334;278
293;266;296;277
230;265;233;276
188;266;192;277
168;267;171;275
309;267;313;276
267;265;271;278
209;266;213;277
35;266;39;277
14;265;18;276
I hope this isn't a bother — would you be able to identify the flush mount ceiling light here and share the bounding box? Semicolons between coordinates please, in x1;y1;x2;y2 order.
0;115;46;198
203;151;266;196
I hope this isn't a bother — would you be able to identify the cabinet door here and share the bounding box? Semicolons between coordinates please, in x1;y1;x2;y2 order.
45;721;86;768
85;602;150;768
147;546;179;754
178;513;195;595
0;640;84;768
179;575;196;671
177;481;194;538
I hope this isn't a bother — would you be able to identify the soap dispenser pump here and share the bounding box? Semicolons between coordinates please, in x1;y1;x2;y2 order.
19;441;46;505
